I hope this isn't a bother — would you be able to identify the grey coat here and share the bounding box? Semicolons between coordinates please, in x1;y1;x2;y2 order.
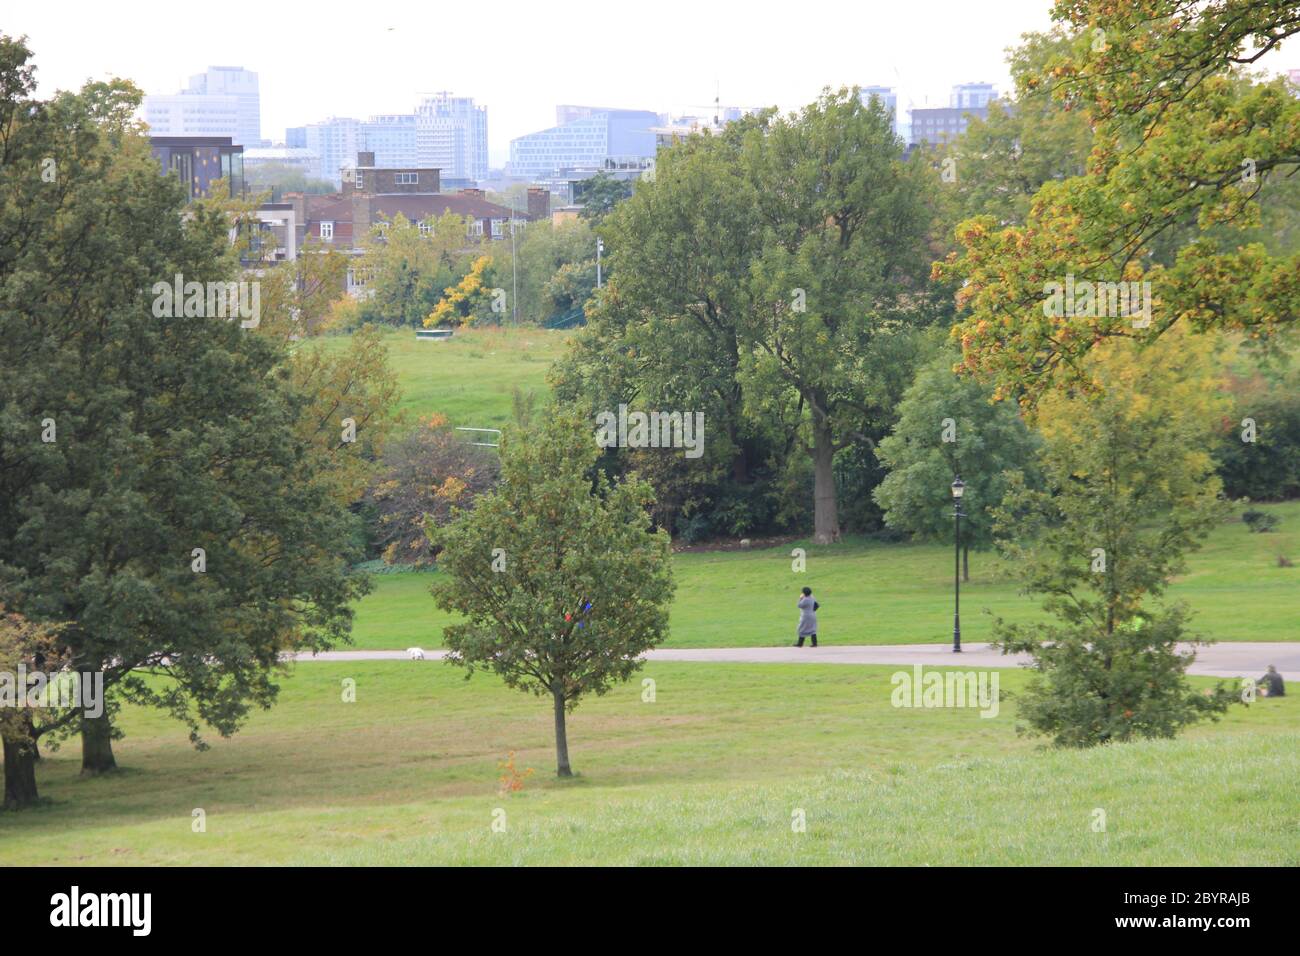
797;595;817;637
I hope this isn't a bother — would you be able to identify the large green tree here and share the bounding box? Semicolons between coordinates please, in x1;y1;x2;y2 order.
556;91;945;543
874;352;1041;579
938;2;1300;400
513;217;596;324
553;115;778;497
0;38;373;796
430;410;674;777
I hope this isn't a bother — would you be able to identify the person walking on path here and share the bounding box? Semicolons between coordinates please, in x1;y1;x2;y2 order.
795;587;818;648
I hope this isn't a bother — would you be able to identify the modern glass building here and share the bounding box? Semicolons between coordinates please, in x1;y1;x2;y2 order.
508;109;658;179
149;136;245;200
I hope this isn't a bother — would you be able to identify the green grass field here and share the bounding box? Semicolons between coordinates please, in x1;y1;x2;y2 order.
10;327;1286;867
348;501;1300;650
322;325;569;428
3;662;1295;865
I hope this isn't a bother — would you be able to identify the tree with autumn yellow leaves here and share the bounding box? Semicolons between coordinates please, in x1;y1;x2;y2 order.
937;0;1300;402
426;255;498;329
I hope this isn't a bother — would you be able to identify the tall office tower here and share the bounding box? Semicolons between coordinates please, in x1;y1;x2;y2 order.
186;67;262;145
859;85;898;136
304;117;362;187
950;82;997;110
144;66;262;146
361;114;420;169
416;93;489;182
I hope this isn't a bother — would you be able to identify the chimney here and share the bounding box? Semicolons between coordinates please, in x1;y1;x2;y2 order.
459;187;485;199
527;186;550;221
353;193;371;245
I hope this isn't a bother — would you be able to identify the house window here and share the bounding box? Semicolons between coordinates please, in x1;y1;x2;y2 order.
355;171;363;190
468;219;484;237
418;221;433;236
395;172;418;185
491;219;503;238
320;221;334;241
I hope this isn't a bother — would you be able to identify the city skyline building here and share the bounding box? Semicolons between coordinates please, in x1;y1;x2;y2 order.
416;93;489;182
508;108;658;179
143;66;262;146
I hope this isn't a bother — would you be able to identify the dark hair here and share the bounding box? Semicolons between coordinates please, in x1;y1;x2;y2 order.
801;587;812;596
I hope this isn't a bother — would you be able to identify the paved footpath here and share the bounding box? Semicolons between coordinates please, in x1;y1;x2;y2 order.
292;641;1299;682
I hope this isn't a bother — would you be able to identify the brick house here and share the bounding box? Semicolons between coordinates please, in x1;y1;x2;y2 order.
288;151;551;255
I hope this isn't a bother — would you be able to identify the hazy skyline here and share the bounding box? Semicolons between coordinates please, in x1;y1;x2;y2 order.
10;0;1062;166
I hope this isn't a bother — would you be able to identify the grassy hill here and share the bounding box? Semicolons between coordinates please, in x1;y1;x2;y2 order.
349;501;1300;649
320;325;569;428
3;661;1294;866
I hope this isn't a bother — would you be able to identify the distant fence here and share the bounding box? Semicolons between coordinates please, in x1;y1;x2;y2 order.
544;307;586;330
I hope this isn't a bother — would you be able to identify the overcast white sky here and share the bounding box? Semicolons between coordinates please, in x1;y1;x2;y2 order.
13;0;1059;165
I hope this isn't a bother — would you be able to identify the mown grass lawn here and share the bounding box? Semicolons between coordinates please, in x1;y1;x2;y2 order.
3;662;1295;866
319;325;569;429
349;501;1300;650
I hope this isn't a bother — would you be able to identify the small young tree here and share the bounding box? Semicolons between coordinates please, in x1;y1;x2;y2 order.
430;410;674;776
874;351;1041;578
992;332;1238;746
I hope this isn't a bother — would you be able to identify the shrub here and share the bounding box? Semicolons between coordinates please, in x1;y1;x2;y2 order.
1242;509;1280;533
364;415;499;566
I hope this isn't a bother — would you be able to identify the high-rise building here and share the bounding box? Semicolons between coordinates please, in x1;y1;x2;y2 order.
508;109;658;179
909;83;999;147
144;66;262;146
303;115;424;187
304;118;362;187
188;67;262;145
859;86;898;136
143;94;240;142
416;93;489;182
363;114;420;169
950;82;997;110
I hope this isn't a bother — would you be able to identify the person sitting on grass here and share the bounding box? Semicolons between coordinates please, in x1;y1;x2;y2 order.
795;586;819;648
1258;665;1286;698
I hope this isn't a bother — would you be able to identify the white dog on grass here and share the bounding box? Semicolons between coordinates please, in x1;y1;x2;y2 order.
406;647;425;660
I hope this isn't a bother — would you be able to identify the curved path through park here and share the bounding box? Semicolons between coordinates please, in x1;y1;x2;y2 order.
292;642;1299;682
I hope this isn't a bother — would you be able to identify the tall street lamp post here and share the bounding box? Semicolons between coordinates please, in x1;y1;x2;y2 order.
951;476;966;653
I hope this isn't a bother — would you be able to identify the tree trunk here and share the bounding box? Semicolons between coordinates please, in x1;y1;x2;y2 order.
81;711;117;776
963;545;970;582
3;732;39;810
551;682;572;778
811;408;840;545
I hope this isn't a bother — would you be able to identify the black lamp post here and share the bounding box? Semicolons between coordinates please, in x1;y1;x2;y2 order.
951;476;966;653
